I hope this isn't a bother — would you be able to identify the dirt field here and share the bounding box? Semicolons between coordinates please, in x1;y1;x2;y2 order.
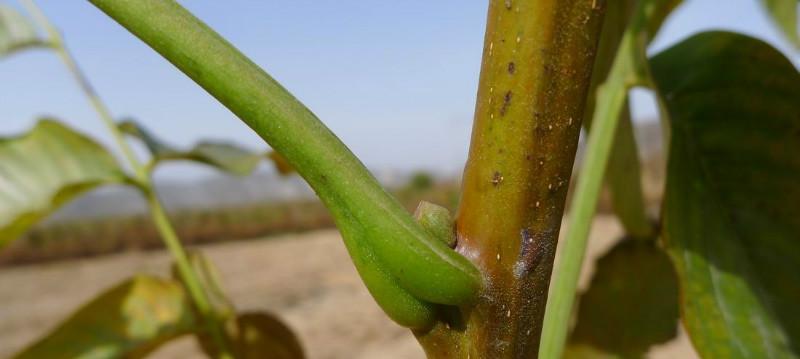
0;216;696;358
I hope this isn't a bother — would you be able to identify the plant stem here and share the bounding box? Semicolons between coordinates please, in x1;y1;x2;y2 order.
582;0;654;239
539;0;661;356
86;0;480;317
424;0;604;357
144;189;232;359
20;1;232;356
20;0;144;179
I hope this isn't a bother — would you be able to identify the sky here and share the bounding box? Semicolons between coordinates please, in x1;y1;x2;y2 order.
1;0;798;180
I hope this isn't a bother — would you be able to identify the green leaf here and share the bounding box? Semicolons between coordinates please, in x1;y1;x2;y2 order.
199;312;304;359
13;275;197;359
0;119;130;247
119;119;292;177
653;31;800;357
0;5;50;57
760;0;800;48
119;119;262;176
567;239;679;358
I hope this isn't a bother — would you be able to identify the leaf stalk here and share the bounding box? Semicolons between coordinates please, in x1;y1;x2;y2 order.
19;1;232;356
86;0;482;328
539;0;665;356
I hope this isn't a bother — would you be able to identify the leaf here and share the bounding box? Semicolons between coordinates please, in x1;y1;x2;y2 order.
644;0;683;37
13;275;197;359
200;312;304;359
563;344;617;359
0;5;50;57
653;31;800;357
268;150;294;176
172;254;306;358
232;313;304;359
760;0;800;48
567;239;679;358
119;119;292;176
0;119;130;247
119;119;260;176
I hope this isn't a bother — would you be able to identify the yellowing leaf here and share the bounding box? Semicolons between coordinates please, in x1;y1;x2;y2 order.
268;150;294;176
13;275;197;359
232;312;304;359
199;312;304;359
171;254;305;358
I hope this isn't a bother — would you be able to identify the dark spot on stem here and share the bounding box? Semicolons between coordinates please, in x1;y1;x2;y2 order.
515;228;553;278
534;123;547;137
508;61;516;74
500;91;513;116
505;0;512;10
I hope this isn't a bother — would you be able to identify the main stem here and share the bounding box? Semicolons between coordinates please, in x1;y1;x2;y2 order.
20;1;231;356
424;0;604;357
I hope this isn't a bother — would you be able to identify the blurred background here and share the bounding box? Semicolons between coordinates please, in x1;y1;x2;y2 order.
0;0;797;358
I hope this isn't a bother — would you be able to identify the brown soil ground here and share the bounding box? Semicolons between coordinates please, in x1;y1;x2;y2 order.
0;216;696;358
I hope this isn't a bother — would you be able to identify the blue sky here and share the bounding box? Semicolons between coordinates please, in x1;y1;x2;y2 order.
1;0;798;180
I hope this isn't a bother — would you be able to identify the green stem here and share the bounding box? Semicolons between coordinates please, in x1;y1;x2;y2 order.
539;0;660;356
20;0;144;179
582;0;654;239
86;0;480;320
144;189;232;359
20;1;232;356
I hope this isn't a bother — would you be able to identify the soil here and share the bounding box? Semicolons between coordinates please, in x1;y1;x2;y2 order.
0;216;696;358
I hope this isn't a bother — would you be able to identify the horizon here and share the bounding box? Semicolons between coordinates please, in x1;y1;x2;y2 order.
2;0;798;181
